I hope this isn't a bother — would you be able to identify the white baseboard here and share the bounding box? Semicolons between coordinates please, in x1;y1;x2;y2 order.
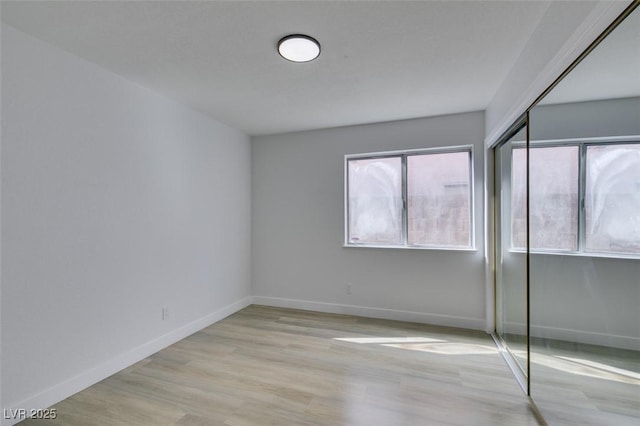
251;296;486;331
500;321;640;351
531;324;640;351
2;296;252;426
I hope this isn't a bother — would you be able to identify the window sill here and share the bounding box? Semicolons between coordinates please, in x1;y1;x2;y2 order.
344;244;478;252
507;249;640;261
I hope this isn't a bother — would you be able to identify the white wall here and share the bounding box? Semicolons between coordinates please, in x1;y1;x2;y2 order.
1;25;251;421
531;96;640;140
500;251;640;351
252;112;486;330
530;254;640;350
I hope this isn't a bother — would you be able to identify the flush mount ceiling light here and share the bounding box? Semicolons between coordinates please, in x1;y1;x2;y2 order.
277;34;321;63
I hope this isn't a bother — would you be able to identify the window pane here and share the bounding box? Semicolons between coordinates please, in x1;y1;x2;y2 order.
348;157;402;245
510;147;527;249
512;146;579;250
407;151;471;247
586;144;640;254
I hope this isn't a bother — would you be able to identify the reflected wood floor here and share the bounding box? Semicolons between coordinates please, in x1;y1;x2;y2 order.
528;339;640;426
502;333;640;426
21;306;542;425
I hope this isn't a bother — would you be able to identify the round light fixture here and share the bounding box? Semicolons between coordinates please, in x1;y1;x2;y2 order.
277;34;320;63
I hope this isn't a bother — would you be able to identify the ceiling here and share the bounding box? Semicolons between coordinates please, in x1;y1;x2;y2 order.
1;1;552;136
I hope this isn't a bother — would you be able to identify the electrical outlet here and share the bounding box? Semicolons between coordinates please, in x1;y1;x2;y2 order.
346;283;352;295
162;306;169;321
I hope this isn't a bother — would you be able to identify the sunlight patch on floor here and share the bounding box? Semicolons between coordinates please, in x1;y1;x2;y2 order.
334;337;444;344
512;350;640;385
384;342;499;355
334;337;498;355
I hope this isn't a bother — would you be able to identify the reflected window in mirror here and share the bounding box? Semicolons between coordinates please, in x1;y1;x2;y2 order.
510;139;640;257
585;143;640;254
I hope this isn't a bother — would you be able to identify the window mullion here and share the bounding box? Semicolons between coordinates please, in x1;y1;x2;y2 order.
468;150;474;248
578;143;587;253
402;154;408;246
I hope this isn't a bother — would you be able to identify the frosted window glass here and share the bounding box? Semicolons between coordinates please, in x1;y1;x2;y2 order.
407;152;471;246
586;144;640;254
512;146;579;250
511;148;527;249
348;157;402;244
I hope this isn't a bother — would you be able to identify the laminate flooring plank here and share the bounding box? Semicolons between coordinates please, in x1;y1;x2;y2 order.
19;305;543;426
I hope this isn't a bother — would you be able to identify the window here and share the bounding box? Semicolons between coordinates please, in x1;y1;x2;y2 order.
347;156;402;245
585;144;640;255
511;146;579;251
346;147;473;249
510;140;640;256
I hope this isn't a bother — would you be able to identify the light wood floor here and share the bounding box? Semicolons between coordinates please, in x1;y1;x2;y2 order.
21;305;542;425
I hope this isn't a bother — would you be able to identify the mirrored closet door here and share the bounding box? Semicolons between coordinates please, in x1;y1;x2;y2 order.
494;3;639;424
494;124;529;390
528;5;640;424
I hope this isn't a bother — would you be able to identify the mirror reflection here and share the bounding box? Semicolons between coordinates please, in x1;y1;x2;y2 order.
495;125;529;387
529;6;640;425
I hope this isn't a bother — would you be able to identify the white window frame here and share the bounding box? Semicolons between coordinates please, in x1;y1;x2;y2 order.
344;145;475;250
510;135;640;258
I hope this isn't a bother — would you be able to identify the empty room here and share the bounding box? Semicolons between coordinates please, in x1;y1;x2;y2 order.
1;1;638;425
